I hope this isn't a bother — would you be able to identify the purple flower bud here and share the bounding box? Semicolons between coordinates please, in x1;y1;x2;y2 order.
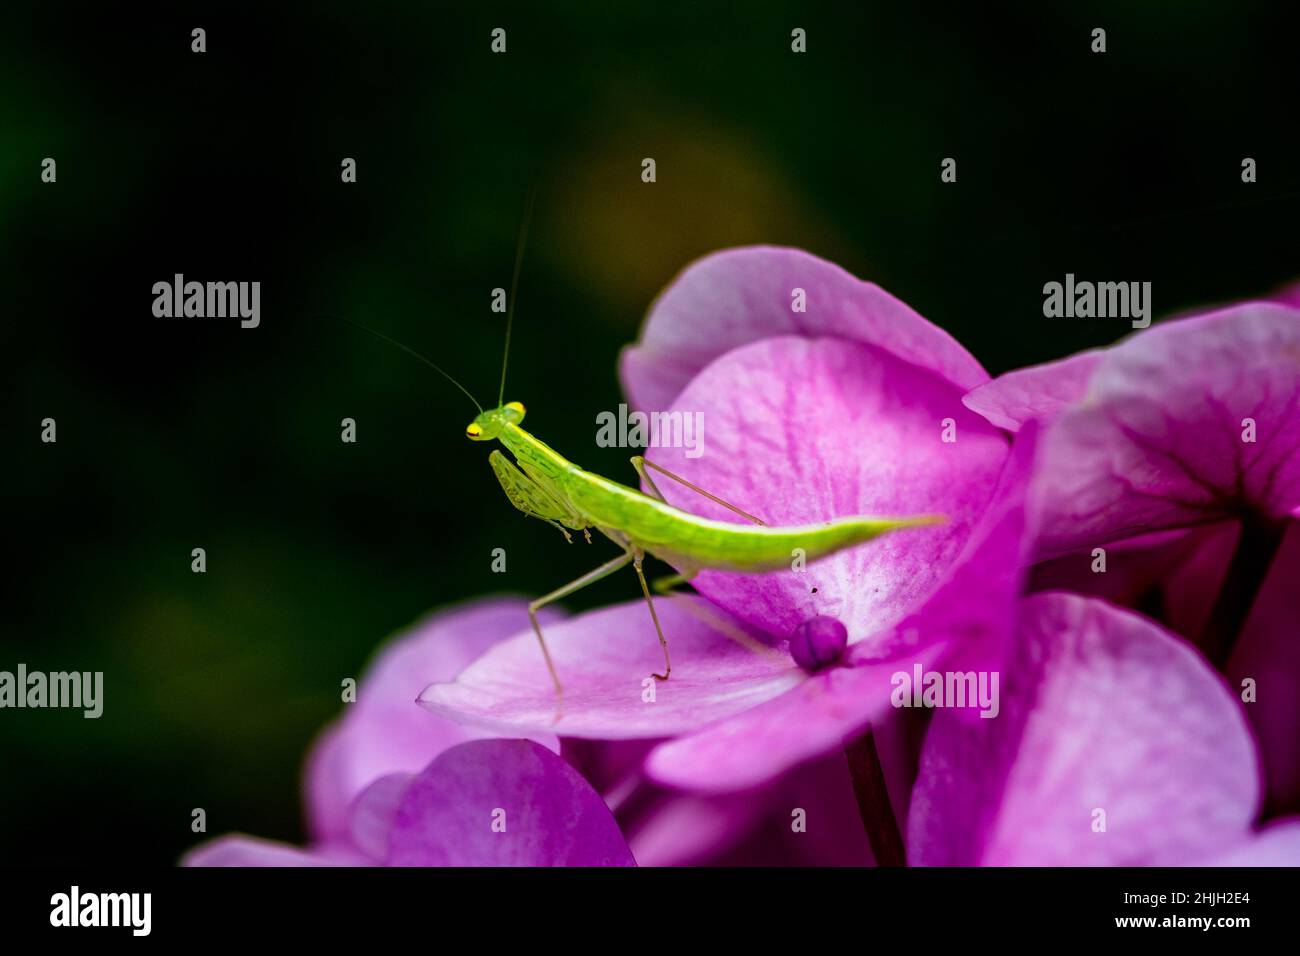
789;616;848;672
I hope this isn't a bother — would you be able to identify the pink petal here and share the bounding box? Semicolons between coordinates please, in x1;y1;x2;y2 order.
347;773;413;862
622;789;771;867
645;335;1008;647
305;597;561;839
908;592;1260;866
645;654;937;793
654;751;873;866
962;349;1104;432
386;739;635;866
1031;303;1300;556
181;835;369;867
419;598;802;738
620;246;987;411
625;745;883;866
1203;821;1300;866
574;739;849;866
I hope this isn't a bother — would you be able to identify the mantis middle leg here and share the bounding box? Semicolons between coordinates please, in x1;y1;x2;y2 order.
649;571;781;660
630;455;766;525
632;550;671;681
529;549;633;697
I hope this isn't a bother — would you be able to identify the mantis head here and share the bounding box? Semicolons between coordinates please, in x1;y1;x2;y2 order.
466;401;526;441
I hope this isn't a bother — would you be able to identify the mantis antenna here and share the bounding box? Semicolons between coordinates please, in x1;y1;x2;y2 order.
336;315;483;413
498;188;537;408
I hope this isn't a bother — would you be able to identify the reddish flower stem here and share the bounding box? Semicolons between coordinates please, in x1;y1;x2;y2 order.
844;728;906;867
1199;516;1285;670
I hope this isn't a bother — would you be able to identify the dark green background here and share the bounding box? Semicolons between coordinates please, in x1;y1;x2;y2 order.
3;1;1298;864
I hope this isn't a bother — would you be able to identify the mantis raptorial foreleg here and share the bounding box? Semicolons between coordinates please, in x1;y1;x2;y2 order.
490;449;584;542
515;455;592;543
630;455;767;525
529;549;634;697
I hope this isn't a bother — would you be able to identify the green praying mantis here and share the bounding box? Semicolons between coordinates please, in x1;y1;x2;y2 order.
346;207;940;699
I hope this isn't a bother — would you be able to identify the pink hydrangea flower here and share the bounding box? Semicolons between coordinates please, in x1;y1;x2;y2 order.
964;298;1300;820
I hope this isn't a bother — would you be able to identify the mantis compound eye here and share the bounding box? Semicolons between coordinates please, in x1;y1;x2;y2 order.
504;401;526;417
466;423;483;439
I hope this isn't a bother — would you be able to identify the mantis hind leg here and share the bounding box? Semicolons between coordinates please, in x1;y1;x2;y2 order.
529;550;634;699
631;455;766;525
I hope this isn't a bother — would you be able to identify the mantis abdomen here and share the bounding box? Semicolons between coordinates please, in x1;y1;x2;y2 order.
562;467;930;572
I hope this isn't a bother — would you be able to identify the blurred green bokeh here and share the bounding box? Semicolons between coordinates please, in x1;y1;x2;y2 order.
3;1;1299;863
